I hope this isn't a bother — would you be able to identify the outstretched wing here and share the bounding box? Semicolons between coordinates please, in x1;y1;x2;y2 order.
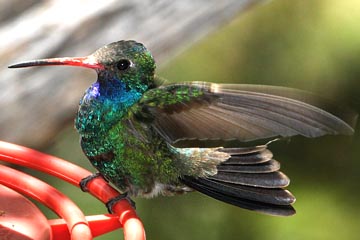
133;81;357;146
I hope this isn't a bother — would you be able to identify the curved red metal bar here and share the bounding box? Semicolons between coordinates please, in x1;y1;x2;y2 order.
0;140;145;240
49;214;122;239
0;164;92;240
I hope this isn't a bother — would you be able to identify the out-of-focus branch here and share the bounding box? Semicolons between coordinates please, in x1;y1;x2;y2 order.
0;0;265;148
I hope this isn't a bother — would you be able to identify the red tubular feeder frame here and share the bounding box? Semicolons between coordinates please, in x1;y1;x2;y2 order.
0;141;145;240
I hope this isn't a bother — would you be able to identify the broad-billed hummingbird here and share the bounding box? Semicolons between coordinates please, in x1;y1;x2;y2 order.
9;40;356;216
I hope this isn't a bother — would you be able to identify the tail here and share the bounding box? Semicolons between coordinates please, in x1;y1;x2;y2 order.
180;145;296;216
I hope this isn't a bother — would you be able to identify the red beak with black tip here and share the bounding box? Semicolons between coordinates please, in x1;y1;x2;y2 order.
8;56;104;70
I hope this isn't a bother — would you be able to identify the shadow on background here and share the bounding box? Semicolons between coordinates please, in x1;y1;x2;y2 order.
24;0;360;239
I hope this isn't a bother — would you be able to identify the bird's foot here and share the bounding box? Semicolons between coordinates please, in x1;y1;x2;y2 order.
106;192;136;213
79;172;105;192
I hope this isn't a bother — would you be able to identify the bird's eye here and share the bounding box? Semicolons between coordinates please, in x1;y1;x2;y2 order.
116;59;131;71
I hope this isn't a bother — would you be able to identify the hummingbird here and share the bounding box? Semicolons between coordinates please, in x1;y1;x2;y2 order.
9;40;356;216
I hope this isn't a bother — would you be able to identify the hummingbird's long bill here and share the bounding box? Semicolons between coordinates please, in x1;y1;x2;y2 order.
8;56;103;69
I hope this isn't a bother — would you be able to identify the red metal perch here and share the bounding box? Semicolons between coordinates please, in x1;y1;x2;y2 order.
0;140;145;240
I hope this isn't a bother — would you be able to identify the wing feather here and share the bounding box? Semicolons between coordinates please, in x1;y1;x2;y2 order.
136;82;356;146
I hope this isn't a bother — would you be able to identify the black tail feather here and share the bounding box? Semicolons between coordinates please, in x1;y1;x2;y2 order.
184;177;295;205
209;171;290;188
180;145;296;216
217;159;280;173
220;148;273;164
181;177;295;216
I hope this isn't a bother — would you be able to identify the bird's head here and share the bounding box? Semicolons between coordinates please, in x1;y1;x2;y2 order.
9;40;156;93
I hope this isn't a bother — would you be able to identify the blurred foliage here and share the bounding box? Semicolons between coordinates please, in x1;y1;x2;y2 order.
28;0;360;239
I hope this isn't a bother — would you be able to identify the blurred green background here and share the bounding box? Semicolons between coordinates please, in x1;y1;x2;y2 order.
26;0;360;239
